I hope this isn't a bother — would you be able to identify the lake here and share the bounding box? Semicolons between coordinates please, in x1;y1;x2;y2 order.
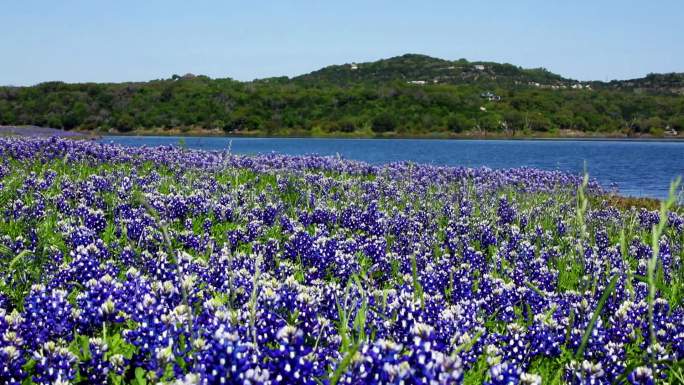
101;136;684;200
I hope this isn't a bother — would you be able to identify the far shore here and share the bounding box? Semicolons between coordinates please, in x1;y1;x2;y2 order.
97;127;684;142
3;125;683;141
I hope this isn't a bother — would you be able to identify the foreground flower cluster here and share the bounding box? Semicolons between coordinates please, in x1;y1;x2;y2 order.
0;137;682;385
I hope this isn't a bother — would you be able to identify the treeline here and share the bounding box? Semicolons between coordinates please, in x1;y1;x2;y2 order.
1;74;683;136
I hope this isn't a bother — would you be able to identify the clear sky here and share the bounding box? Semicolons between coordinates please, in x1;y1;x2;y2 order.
1;0;682;86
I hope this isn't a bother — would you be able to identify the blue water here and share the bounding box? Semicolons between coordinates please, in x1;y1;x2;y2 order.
101;136;684;199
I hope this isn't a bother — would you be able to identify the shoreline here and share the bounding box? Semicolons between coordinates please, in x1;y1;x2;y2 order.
2;129;678;205
3;125;683;142
99;130;684;142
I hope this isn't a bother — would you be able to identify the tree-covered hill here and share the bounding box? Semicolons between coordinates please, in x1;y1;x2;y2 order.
294;53;571;87
591;72;684;95
0;54;683;137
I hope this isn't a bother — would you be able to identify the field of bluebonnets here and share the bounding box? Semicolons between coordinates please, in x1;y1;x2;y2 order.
0;137;683;385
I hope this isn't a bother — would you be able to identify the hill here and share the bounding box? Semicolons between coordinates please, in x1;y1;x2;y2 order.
298;54;684;95
591;72;684;95
0;54;682;138
294;53;572;87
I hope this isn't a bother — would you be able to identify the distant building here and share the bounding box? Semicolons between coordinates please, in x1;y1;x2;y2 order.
474;64;486;71
665;126;679;136
408;80;427;85
350;63;358;70
480;91;501;101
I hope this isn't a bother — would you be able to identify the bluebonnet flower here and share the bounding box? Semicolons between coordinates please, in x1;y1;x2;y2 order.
565;360;610;385
51;243;108;288
406;323;464;384
20;285;74;350
191;324;269;385
79;338;112;383
267;325;325;385
32;341;78;385
498;324;530;368
336;339;407;384
67;225;97;248
0;345;26;385
83;207;107;233
529;314;564;358
485;362;522;385
497;196;517;225
627;367;654;385
76;274;126;333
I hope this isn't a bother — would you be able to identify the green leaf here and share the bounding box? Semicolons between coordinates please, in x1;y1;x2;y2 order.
135;367;148;385
575;274;619;359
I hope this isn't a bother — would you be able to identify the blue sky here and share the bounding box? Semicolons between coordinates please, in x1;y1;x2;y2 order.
1;0;682;85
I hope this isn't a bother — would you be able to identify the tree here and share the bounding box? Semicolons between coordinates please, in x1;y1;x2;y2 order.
225;114;262;132
668;115;684;131
371;112;397;133
477;113;501;133
502;110;524;134
210;119;226;130
329;119;357;133
45;113;63;129
526;112;552;132
61;102;88;130
573;116;589;131
642;116;665;134
446;113;473;133
115;114;136;132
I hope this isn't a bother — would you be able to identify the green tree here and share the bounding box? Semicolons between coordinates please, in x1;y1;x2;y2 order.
527;112;552;132
329;119;358;133
371;112;397;133
477;113;501;133
668;115;684;131
446;113;473;133
115;114;136;132
211;119;226;130
502;110;524;134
